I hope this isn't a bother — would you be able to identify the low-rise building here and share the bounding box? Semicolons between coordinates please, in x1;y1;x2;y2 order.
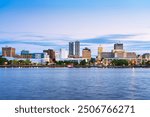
101;52;114;58
143;53;150;61
43;49;55;62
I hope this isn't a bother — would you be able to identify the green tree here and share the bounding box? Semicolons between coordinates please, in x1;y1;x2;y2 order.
18;60;25;65
111;59;128;66
12;60;18;65
0;58;8;65
142;60;146;65
90;58;95;63
146;61;150;65
55;61;65;65
80;60;87;65
24;60;31;65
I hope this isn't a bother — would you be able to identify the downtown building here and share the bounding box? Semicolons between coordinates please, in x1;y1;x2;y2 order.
68;41;80;58
1;47;50;65
97;43;137;66
142;53;150;61
82;47;91;60
2;46;16;57
58;41;88;63
60;48;68;59
43;49;56;63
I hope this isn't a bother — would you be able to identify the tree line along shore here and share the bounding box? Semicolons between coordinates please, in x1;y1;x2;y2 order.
0;57;150;68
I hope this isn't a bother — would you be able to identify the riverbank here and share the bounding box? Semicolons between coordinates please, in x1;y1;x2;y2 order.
0;65;150;68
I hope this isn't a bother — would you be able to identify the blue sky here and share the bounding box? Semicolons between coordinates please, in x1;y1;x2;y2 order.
0;0;150;56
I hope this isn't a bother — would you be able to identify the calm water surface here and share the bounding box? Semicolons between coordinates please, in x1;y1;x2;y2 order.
0;68;150;100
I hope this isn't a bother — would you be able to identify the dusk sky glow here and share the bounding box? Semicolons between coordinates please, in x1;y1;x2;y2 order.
0;0;150;55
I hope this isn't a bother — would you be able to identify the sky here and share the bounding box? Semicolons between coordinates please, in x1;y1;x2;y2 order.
0;0;150;56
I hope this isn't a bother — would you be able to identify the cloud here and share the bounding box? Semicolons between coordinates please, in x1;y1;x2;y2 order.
0;31;70;47
0;31;150;55
80;33;150;54
80;33;142;43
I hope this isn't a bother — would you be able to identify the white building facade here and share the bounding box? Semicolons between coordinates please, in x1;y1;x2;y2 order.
60;48;68;59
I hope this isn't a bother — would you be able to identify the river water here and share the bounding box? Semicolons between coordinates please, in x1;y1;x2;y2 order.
0;68;150;100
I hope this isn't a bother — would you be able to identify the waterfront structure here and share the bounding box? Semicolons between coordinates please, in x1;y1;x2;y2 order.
43;49;56;62
1;42;148;66
30;53;49;64
143;53;150;61
60;48;68;59
101;52;114;58
126;52;136;58
59;58;88;64
114;43;123;50
82;47;91;60
20;50;32;59
97;43;137;66
113;43;136;59
21;50;29;55
68;41;80;58
136;55;143;65
99;43;136;59
16;54;32;59
75;41;80;57
112;43;125;58
55;51;60;61
98;45;103;60
2;52;50;65
31;53;44;59
2;47;16;57
69;42;74;57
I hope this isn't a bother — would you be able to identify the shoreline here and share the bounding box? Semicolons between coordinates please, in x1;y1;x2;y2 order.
0;65;150;68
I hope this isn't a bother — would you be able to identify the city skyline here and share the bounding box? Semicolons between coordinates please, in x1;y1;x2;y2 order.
0;0;150;55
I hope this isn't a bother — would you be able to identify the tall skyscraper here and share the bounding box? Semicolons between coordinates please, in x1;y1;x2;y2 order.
2;47;16;57
69;42;74;57
69;41;80;58
75;41;80;57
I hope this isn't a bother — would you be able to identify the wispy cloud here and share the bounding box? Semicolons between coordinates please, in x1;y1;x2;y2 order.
0;31;150;55
80;33;146;43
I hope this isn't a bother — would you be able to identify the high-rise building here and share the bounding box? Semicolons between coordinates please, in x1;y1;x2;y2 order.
69;41;80;58
98;45;103;60
114;43;123;50
43;49;55;62
82;47;91;60
113;43;125;58
69;42;74;57
2;47;16;57
75;41;80;57
60;48;68;59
